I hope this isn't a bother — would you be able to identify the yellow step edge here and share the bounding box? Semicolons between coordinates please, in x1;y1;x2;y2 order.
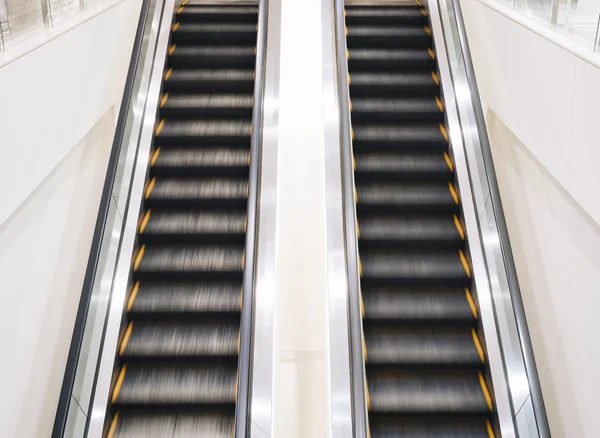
239;288;244;310
234;371;239;402
176;6;184;13
237;330;241;354
425;25;431;35
172;22;180;31
244;215;248;233
431;71;439;85
486;420;496;438
459;249;472;278
140;209;151;234
169;44;176;55
133;245;146;271
428;47;436;59
111;366;127;404
356;217;360;239
145;177;157;199
362;331;368;362
448;182;459;204
439;123;449;141
107;412;119;438
443;151;454;171
358;253;363;277
155;119;165;136
164;68;173;80
151;148;161;166
479;372;494;411
435;96;444;112
360;291;365;317
472;328;485;363
365;378;371;410
453;214;465;239
421;8;428;16
119;322;134;356
160;93;169;107
127;282;141;311
465;287;478;318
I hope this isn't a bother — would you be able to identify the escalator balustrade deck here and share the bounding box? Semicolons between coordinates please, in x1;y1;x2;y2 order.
105;3;258;437
345;3;499;437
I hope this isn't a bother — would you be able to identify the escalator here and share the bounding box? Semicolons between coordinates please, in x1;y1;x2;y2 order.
344;2;499;437
104;3;259;436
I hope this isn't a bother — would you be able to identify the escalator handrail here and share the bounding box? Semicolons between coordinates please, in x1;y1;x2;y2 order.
235;0;269;436
50;1;153;436
333;1;369;438
446;0;551;435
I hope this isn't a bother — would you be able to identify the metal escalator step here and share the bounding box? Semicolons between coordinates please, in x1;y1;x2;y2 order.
160;94;254;118
348;49;436;71
163;69;255;94
168;46;256;69
360;249;470;283
151;148;250;176
134;245;245;279
155;120;252;146
129;282;242;315
345;7;428;26
352;124;447;149
113;364;237;406
351;98;443;122
171;23;257;45
356;182;459;213
347;26;431;48
358;214;463;246
367;370;491;414
145;178;248;208
350;72;439;97
111;412;235;438
364;327;483;366
140;210;247;243
362;286;477;322
354;152;452;179
369;417;492;438
176;5;258;23
120;322;239;359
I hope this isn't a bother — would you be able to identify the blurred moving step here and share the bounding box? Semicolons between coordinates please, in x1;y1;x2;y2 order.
103;3;260;437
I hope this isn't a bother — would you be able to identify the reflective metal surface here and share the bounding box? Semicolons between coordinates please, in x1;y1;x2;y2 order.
431;0;551;436
85;1;176;436
236;0;269;435
333;0;369;437
322;0;353;436
249;0;280;435
429;2;516;436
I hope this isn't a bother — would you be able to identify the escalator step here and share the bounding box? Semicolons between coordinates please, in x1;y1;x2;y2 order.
155;120;252;146
163;69;255;94
348;48;436;71
360;249;470;283
362;286;477;322
160;94;254;119
110;413;235;438
120;322;239;359
133;245;245;278
347;26;431;48
169;46;256;69
128;282;242;315
113;364;237;406
151;148;250;176
171;23;257;45
350;72;439;97
140;210;246;243
352;98;443;122
352;124;447;149
367;370;492;414
345;7;428;26
145;178;248;208
358;214;463;246
176;5;258;23
356;182;459;213
354;152;452;179
364;327;484;366
369;417;492;438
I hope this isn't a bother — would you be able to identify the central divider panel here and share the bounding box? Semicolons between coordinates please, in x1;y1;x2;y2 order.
104;3;259;437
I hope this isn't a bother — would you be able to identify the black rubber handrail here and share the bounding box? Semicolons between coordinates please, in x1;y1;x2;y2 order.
51;1;153;436
448;0;551;436
235;0;269;436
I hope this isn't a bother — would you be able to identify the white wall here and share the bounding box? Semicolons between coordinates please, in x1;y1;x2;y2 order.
0;0;141;436
460;1;600;436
